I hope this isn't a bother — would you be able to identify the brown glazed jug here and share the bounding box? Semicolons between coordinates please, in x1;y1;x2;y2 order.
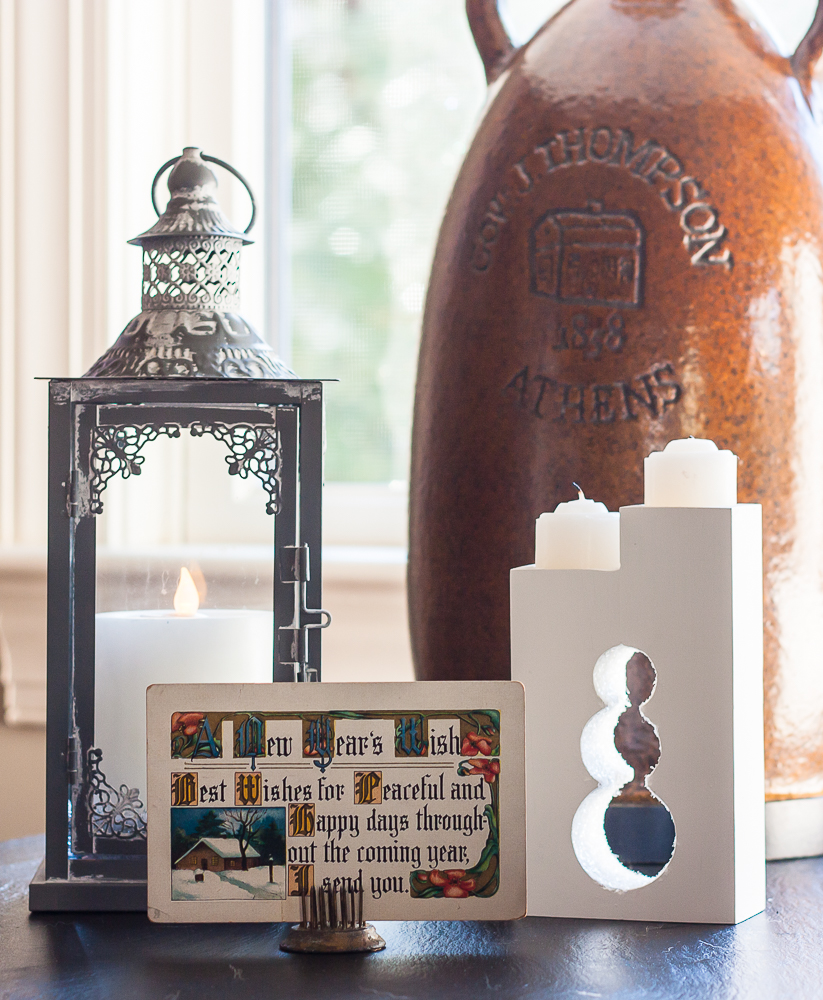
409;0;823;857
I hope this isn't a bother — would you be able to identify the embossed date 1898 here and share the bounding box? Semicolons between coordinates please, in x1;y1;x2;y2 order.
505;362;683;424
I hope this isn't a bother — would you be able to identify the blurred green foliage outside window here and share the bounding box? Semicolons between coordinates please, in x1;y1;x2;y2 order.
291;0;486;482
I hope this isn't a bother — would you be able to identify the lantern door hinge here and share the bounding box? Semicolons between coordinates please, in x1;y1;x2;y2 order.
280;544;309;583
278;544;331;682
66;472;79;518
278;627;306;666
67;735;80;784
279;543;332;624
277;627;318;681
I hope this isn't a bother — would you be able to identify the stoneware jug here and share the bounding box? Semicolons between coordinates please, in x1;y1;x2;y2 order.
408;0;823;858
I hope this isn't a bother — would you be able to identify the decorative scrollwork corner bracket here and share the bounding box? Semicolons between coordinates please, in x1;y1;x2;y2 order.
86;747;147;842
88;424;181;515
191;422;283;515
85;420;282;517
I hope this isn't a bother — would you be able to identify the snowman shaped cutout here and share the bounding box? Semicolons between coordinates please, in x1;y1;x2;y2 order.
571;643;675;890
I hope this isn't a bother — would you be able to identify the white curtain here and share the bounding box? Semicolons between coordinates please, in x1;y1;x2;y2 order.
0;0;268;550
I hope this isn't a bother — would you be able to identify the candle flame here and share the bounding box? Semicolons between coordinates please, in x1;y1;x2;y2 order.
174;567;199;617
188;561;208;603
572;481;585;501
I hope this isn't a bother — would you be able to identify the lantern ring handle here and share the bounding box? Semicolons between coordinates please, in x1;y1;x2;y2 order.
150;153;257;234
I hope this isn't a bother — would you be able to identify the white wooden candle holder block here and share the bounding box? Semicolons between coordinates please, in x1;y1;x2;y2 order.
511;504;764;924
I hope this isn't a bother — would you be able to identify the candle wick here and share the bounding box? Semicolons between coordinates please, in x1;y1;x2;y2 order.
572;481;585;501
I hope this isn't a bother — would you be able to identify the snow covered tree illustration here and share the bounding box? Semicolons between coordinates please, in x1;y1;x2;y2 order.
221;809;265;871
171;810;228;867
257;817;286;868
194;810;224;839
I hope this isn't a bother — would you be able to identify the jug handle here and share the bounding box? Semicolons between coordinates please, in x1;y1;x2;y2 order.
466;0;516;85
791;0;823;99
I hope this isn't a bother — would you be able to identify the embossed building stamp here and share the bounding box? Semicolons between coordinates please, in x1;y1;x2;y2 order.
530;203;644;308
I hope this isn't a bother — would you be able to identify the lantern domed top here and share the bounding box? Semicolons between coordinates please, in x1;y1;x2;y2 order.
129;147;253;246
85;147;293;379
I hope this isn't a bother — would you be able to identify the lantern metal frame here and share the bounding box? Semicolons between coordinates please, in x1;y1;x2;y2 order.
29;375;327;911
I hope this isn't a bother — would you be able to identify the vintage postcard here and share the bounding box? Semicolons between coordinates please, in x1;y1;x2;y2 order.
147;681;525;922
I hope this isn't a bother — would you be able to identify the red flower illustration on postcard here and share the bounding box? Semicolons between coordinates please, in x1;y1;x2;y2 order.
458;757;500;783
461;731;493;757
172;712;204;737
415;869;477;898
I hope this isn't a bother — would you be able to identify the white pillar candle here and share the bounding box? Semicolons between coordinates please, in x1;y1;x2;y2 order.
535;490;620;570
644;438;737;507
94;569;272;801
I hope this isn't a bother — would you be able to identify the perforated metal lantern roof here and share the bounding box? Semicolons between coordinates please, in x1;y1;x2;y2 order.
86;147;293;379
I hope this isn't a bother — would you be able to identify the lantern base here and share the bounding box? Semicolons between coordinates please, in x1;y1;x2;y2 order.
766;796;823;861
28;861;146;912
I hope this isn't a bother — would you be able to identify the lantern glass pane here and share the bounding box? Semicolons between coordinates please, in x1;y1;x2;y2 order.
94;432;275;802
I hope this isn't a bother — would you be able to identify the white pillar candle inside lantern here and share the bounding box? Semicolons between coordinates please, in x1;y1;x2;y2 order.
535;490;620;570
94;568;272;800
644;438;738;507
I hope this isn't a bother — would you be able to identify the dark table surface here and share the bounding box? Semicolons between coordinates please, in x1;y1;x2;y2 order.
3;835;823;1000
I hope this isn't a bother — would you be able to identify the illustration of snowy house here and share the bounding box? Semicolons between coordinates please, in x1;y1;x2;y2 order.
174;838;262;872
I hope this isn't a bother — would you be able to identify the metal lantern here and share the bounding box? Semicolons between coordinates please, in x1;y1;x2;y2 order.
30;148;329;911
